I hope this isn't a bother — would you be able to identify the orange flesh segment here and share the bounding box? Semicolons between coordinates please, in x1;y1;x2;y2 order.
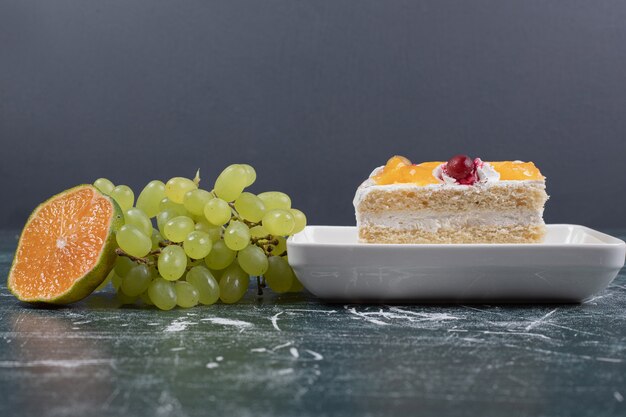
10;187;113;300
373;156;544;185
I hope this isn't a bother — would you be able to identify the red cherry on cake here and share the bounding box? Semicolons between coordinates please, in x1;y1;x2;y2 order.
446;155;475;180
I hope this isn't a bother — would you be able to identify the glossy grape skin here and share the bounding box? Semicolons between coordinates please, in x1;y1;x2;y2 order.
234;192;265;222
159;198;189;217
175;281;200;308
186;266;220;305
136;180;166;217
116;224;152;258
223;221;250;251
214;164;248;202
289;209;307;234
262;209;295;236
150;228;163;250
237;245;268;276
163;216;195;243
204;240;236;270
165;177;197;204
93;178;115;195
219;263;249;304
156;210;177;235
114;256;135;277
111;272;123;290
183;230;212;259
120;264;152;297
158;245;187;281
195;220;222;242
264;256;294;293
257;192;291;211
240;164;257;187
249;225;270;238
148;278;177;310
288;274;305;292
110;185;135;211
124;208;152;237
183;189;213;216
203;198;231;226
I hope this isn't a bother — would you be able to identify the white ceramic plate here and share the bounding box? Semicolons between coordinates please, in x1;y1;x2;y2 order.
287;225;626;303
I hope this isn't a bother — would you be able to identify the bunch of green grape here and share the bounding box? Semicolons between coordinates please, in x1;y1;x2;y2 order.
93;164;306;310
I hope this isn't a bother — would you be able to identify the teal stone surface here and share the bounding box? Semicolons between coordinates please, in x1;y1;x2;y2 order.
0;230;624;417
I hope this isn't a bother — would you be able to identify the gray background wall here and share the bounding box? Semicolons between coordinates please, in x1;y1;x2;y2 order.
1;0;625;229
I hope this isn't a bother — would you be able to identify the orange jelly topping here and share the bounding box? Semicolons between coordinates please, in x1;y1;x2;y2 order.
489;161;544;181
372;156;543;185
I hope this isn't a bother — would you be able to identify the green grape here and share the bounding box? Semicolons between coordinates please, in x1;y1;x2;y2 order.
163;216;195;243
151;228;163;250
96;270;115;291
214;164;247;202
262;209;295;236
94;178;115;195
165;177;197;204
156;209;177;234
186;266;220;305
234;192;265;222
158;245;187;281
240;164;257;187
219;263;249;304
288;274;304;292
237;245;268;276
264;256;294;293
124;208;152;237
148;277;177;310
289;209;307;234
159;197;188;216
140;291;154;305
183;230;212;259
120;264;152;297
224;221;250;251
116;290;137;305
116;224;152;258
111;272;123;290
110;185;135;211
195;220;222;242
204;240;236;270
269;236;286;256
114;256;135;276
203;198;231;226
183;189;213;216
249;225;269;238
136;180;166;217
258;191;291;211
175;281;199;308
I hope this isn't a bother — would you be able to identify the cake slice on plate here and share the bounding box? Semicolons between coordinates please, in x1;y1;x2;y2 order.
354;155;548;244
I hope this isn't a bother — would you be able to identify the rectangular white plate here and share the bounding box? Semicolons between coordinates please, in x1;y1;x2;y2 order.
287;225;626;303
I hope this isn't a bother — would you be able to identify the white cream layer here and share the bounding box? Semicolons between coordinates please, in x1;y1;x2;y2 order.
356;209;544;234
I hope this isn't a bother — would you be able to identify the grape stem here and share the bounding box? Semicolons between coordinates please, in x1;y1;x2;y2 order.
115;248;158;265
227;203;261;228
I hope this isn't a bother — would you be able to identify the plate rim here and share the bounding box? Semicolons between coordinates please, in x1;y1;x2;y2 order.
288;224;626;249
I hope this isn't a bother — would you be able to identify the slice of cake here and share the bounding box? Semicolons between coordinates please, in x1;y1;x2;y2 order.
354;155;549;244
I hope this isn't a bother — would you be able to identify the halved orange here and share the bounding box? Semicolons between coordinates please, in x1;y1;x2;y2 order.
8;185;123;304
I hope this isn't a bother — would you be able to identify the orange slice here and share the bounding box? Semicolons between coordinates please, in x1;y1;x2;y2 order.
8;185;123;304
